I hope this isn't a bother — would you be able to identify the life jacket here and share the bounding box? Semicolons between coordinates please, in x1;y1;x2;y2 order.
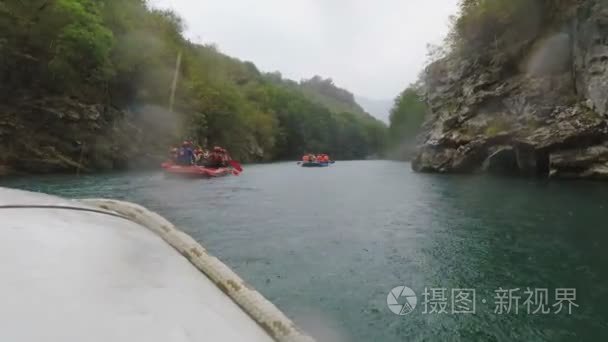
210;152;224;164
177;147;194;165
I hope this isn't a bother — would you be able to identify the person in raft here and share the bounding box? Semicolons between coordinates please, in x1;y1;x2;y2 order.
169;147;179;163
193;147;206;165
302;154;310;163
176;141;195;166
204;146;229;168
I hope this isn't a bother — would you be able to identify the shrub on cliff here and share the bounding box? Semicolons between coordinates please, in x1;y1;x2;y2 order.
447;0;544;59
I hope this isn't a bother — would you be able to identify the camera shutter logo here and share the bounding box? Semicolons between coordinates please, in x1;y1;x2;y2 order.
387;286;418;315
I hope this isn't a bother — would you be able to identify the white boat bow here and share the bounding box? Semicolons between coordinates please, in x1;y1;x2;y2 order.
0;187;313;342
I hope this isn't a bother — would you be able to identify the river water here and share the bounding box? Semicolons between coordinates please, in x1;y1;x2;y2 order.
2;161;607;341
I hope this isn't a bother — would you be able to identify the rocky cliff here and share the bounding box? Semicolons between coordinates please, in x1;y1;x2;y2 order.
0;96;170;176
413;0;608;179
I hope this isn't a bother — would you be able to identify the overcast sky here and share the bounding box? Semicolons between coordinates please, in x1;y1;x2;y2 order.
150;0;459;100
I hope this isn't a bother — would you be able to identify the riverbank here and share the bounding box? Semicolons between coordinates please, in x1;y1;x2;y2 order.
0;97;172;177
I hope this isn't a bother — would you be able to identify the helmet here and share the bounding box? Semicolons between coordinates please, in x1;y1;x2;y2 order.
213;146;222;152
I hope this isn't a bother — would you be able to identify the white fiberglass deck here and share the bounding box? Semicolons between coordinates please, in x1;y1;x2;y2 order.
0;188;274;342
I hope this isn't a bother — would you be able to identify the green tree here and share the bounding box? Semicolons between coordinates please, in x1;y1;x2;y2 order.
388;86;427;146
48;0;114;89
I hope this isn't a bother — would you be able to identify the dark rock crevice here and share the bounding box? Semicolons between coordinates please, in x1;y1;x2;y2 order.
483;146;520;176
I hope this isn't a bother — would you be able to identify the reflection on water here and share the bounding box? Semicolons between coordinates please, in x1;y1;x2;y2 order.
3;161;608;341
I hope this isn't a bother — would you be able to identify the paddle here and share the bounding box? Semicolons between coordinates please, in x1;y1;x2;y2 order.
228;160;243;172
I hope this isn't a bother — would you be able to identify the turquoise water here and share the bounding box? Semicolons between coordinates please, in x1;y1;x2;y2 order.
2;161;608;341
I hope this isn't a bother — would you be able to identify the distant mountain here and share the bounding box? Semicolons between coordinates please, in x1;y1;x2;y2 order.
266;73;382;123
356;96;393;124
298;76;370;118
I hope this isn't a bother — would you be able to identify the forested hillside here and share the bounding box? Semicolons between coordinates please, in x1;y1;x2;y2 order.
265;73;387;158
298;76;370;118
0;0;386;174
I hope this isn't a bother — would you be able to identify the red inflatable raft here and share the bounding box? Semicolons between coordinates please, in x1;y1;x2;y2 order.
161;162;238;178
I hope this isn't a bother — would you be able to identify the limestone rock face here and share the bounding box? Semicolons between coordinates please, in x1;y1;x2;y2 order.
550;143;608;179
413;0;608;179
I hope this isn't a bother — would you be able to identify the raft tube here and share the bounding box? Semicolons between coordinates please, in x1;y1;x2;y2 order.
301;162;332;167
161;162;237;177
0;187;313;342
